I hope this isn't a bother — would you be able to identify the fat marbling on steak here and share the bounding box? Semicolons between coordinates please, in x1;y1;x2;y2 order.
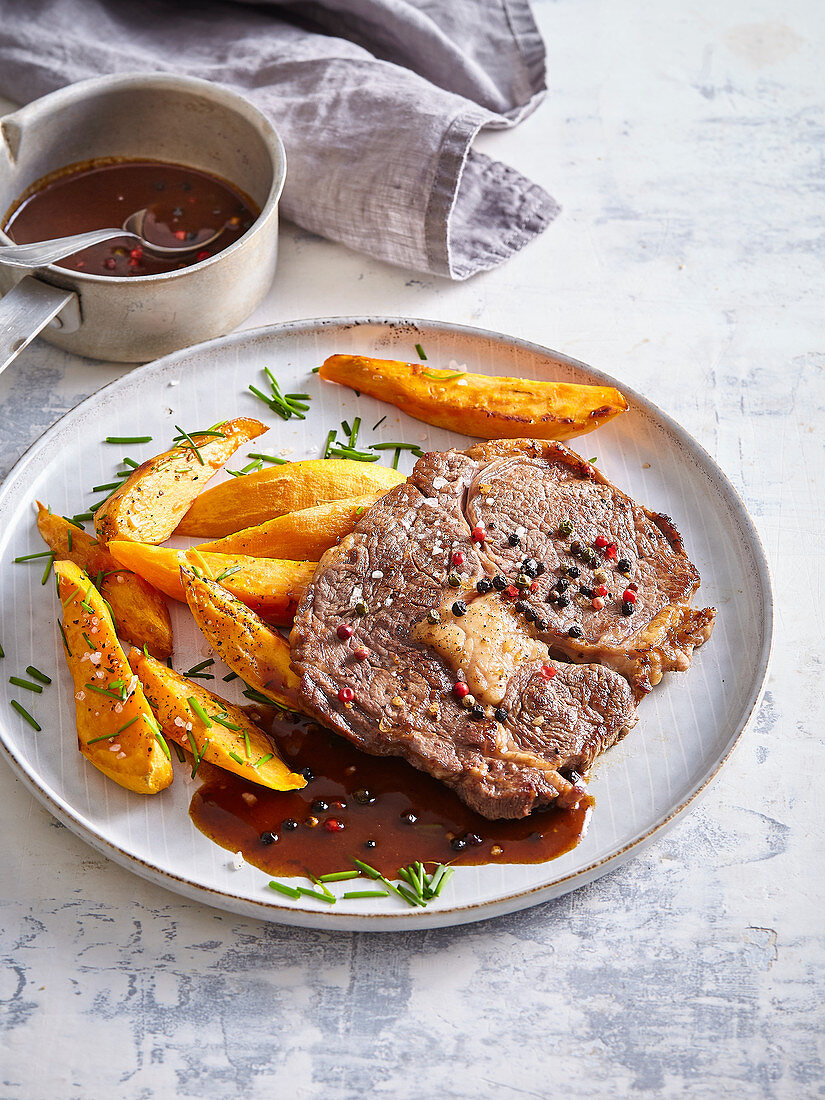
290;439;715;820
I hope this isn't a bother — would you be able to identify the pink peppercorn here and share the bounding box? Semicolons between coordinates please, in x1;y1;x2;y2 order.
471;526;485;542
594;535;609;548
605;544;618;560
324;818;345;832
451;550;465;567
540;664;557;679
353;646;370;660
591;597;605;610
622;589;637;604
453;682;470;699
338;686;354;702
595;585;608;597
336;623;354;640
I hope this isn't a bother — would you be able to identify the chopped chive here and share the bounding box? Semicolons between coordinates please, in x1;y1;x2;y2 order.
121;457;139;469
0;641;4;658
105;435;153;444
115;470;130;479
71;512;94;524
186;730;199;758
191;738;210;778
67;529;73;552
90;482;121;494
311;366;320;373
86;731;118;745
172;741;186;764
296;887;336;905
13;550;54;562
415;343;427;360
253;753;273;769
351;857;383;879
350;416;361;447
323;429;336;459
188;697;212;727
396;883;427;908
430;865;454;898
11;700;40;730
212;715;242;731
188;549;212;579
173;425;205;465
154;732;171;760
421;369;465;381
318;870;361;883
392;448;401;470
243;731;251;758
343;890;389;900
372;415;387;431
247;452;288;464
228;751;245;765
370;442;425;454
58;623;71;656
285;392;310;401
25;666;51;685
9;676;42;694
341;419;352;439
214;564;243;583
41;552;56;586
268;880;302;899
185;658;215;677
84;683;125;701
222;671;239;682
355;506;366;516
115;715;139;735
242;684;275;707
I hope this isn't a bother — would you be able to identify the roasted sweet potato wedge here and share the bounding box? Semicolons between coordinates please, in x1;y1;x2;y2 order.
94;416;266;545
37;504;172;658
107;541;315;624
319;355;629;441
197;492;384;559
174;458;405;538
55;559;173;794
130;648;305;791
180;567;303;713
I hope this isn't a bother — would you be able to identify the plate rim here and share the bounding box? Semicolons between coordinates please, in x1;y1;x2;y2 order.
0;315;774;930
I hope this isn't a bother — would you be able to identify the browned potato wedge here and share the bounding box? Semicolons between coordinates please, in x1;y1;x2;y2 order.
37;504;172;658
319;354;629;441
94;416;266;545
180;566;303;713
130;648;305;791
55;559;173;794
175;459;405;538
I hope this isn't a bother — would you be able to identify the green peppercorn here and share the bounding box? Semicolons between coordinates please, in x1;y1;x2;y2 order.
355;600;368;615
559;519;573;536
427;608;441;624
448;573;461;588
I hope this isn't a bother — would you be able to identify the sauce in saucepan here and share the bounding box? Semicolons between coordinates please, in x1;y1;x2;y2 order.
3;159;258;276
190;718;592;880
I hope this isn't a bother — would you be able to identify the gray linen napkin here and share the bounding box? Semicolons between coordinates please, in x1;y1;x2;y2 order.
0;0;559;279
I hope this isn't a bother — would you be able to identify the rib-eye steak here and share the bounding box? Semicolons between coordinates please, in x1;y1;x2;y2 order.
290;439;715;819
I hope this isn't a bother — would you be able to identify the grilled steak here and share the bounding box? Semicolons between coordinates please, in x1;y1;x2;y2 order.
290;439;715;819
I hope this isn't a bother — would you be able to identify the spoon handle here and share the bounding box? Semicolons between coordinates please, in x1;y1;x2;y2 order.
0;229;135;269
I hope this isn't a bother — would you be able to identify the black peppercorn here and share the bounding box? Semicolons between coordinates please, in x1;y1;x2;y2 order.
260;831;278;845
353;788;375;805
492;574;507;590
579;586;594;599
476;577;493;594
508;533;521;546
521;558;539;577
617;558;632;574
568;625;583;638
283;818;299;831
557;577;569;591
452;600;467;617
535;618;547;631
494;707;508;723
536;561;546;575
524;607;537;623
470;704;485;721
302;767;315;782
566;565;581;578
311;799;329;814
546;588;559;603
570;540;583;555
400;810;418;824
621;601;635;616
450;836;467;851
467;833;483;846
556;596;570;609
515;600;528;613
365;839;377;849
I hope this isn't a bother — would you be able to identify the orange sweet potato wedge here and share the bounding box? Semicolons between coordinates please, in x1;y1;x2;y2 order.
94;416;266;545
37;504;173;658
174;458;405;538
130;648;305;791
319;355;629;441
107;541;315;624
197;492;384;559
180;567;303;713
55;559;173;795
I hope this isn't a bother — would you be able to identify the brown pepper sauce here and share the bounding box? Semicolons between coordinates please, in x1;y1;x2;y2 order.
189;718;592;880
4;158;258;276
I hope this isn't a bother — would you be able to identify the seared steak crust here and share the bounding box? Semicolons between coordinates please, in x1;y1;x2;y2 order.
290;440;714;819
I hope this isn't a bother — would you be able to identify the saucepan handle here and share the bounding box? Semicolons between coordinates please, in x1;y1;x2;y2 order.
0;275;80;377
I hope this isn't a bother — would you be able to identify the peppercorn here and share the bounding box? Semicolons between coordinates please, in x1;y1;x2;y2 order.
617;558;632;574
451;550;465;567
547;588;559;603
540;664;557;679
260;831;278;845
471;525;486;542
566;565;581;578
353;646;370;660
365;839;377;849
355;600;368;615
517;571;531;588
470;704;485;721
494;707;508;723
338;686;355;702
427;608;441;624
521;558;539;577
400;810;418;824
311;799;329;813
453;682;470;700
594;535;609;548
536;561;546;575
305;816;319;828
452;600;467;617
622;589;637;604
621;601;635;616
556;596;570;608
557;577;569;591
336;623;354;640
570;540;583;555
558;519;573;536
508;533;521;546
476;577;493;594
503;584;520;600
324;818;345;832
353;788;376;805
579;586;594;599
568;625;583;638
283;818;299;831
450;837;467;851
524;607;537;623
592;597;605;610
461;694;476;709
594;585;608;597
302;768;315;782
593;569;608;584
492;574;507;590
581;547;596;564
515;600;528;613
448;573;461;588
535;618;547;631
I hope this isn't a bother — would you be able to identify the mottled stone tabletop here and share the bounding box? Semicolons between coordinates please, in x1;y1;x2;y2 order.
1;2;822;1097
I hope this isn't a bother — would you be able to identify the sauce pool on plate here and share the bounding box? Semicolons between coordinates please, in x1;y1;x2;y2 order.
190;717;592;881
3;158;258;276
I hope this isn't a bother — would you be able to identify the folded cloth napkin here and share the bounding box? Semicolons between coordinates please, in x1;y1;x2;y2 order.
0;0;559;279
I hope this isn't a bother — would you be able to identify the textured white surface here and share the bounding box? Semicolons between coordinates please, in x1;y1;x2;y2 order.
0;0;823;1095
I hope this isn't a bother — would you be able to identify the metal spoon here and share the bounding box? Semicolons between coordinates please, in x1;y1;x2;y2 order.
0;213;225;270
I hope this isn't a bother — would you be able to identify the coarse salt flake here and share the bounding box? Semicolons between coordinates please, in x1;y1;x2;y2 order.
432;477;448;489
371;570;384;579
423;497;438;508
174;716;185;727
75;691;86;702
109;743;120;752
232;851;245;871
117;751;127;759
241;792;257;806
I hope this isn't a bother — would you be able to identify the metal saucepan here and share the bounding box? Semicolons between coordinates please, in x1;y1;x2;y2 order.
0;73;287;372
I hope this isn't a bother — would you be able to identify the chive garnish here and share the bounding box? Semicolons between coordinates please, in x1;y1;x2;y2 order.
392;449;401;470
341;419;352;439
415;343;427;360
214;564;243;583
351;858;382;879
41;553;56;585
25;666;51;685
311;366;321;373
247;452;287;465
323;429;380;462
122;457;139;469
372;415;387;431
116;715;139;735
172;741;186;764
90;482;121;494
84;683;125;701
322;429;336;459
370;442;424;456
296;887;336;905
67;529;73;552
173;424;205;464
268;880;302;899
186;730;199;758
11;700;40;730
188;697;212;727
318;870;361;883
185;658;215;677
253;753;273;769
421;368;465;381
191;739;210;778
154;732;171;760
248;368;311;421
228;751;244;765
71;512;94;524
212;715;242;732
105;435;152;444
58;623;71;656
343;890;389;900
9;676;42;694
0;641;4;658
13;550;54;563
86;732;118;744
223;671;239;682
242;684;275;707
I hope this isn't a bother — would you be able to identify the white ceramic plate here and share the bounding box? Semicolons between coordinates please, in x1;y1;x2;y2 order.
0;318;772;930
